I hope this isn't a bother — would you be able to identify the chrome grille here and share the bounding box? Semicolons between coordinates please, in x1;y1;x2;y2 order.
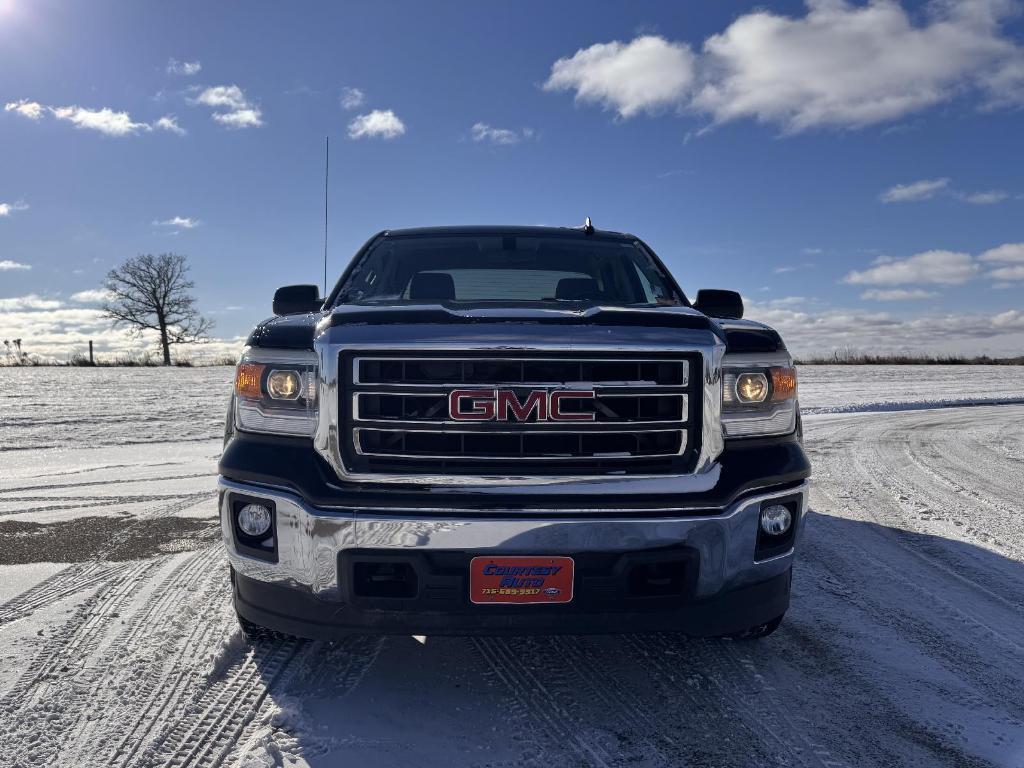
343;353;699;476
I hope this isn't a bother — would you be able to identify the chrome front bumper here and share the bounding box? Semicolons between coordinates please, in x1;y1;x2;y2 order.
219;478;809;602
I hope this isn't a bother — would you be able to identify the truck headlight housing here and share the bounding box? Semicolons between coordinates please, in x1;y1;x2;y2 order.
234;348;319;437
721;359;798;438
734;372;768;404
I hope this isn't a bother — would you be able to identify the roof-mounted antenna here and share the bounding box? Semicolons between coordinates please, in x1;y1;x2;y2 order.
582;216;594;234
322;136;329;296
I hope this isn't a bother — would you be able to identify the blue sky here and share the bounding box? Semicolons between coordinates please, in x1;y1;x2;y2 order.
1;0;1022;360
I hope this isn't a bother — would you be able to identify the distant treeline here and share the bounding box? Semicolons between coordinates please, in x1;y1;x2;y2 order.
1;351;238;368
796;352;1024;365
67;352;239;367
69;352;191;367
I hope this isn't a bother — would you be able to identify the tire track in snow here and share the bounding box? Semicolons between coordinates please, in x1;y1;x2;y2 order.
624;632;838;768
61;546;226;767
145;635;302;768
0;472;211;495
225;635;384;766
707;641;847;768
0;559;161;766
0;560;131;626
0;489;214;519
811;414;1024;618
552;636;677;755
472;637;615;767
809;490;1024;719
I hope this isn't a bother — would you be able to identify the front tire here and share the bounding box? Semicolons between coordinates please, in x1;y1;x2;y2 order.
729;613;785;640
231;567;290;643
236;612;288;643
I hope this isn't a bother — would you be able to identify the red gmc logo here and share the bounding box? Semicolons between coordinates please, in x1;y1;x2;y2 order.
449;389;596;422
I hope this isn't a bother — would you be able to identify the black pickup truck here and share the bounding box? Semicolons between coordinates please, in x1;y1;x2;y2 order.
219;223;809;640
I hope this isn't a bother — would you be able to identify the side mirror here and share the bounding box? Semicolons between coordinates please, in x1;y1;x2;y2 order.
694;289;743;320
273;284;322;315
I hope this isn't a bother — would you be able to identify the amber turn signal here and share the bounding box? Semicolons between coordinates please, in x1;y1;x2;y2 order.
235;363;265;399
770;366;798;402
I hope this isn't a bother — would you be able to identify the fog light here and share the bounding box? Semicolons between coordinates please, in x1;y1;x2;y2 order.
760;504;792;536
237;503;272;537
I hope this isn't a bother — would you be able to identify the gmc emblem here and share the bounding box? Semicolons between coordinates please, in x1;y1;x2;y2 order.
449;389;596;422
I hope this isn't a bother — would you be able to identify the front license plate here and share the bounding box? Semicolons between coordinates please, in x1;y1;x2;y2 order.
470;556;574;605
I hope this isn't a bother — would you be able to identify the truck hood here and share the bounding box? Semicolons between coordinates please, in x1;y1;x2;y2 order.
248;303;727;351
324;303;724;351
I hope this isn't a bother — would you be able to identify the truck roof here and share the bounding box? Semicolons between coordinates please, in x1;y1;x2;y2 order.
381;224;637;241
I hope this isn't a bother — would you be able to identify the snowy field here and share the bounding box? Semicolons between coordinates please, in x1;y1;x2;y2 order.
0;366;1022;767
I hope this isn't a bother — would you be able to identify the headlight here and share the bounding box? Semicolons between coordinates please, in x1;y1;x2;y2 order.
734;372;768;404
721;357;798;438
267;370;303;400
234;348;318;437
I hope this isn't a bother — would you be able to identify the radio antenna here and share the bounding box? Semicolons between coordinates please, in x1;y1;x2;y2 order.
322;135;329;295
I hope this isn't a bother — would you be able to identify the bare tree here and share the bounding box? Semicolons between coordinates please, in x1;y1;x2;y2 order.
102;253;213;365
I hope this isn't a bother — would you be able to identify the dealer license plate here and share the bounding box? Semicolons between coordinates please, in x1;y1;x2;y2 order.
469;556;574;605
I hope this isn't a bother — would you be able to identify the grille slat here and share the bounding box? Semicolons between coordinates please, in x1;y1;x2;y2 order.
353;392;687;425
343;352;699;476
354;428;687;460
353;356;687;388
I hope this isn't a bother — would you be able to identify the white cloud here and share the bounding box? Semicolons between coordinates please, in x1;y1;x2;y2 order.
6;100;186;137
470;122;533;145
348;109;406;139
0;201;29;217
979;242;1024;281
993;309;1024;328
979;243;1024;263
880;178;950;202
340;87;365;110
773;266;797;274
166;58;202;76
744;299;1024;357
693;0;1024;131
860;288;940;301
0;260;31;270
845;242;1024;288
4;99;44;119
191;85;263;128
544;35;696;119
959;189;1008;204
988;265;1024;280
546;2;1024;131
153;216;201;229
0;303;245;362
844;250;977;285
0;294;60;311
70;289;113;304
880;178;1012;204
212;108;263;128
193;85;248;111
51;105;152;136
153;115;186;135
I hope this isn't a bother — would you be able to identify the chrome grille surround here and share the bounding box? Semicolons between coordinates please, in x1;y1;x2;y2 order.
312;335;725;488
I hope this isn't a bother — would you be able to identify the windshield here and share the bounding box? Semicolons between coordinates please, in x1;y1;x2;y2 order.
334;234;684;307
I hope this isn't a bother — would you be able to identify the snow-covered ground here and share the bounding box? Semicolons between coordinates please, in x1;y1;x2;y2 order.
0;366;1022;767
